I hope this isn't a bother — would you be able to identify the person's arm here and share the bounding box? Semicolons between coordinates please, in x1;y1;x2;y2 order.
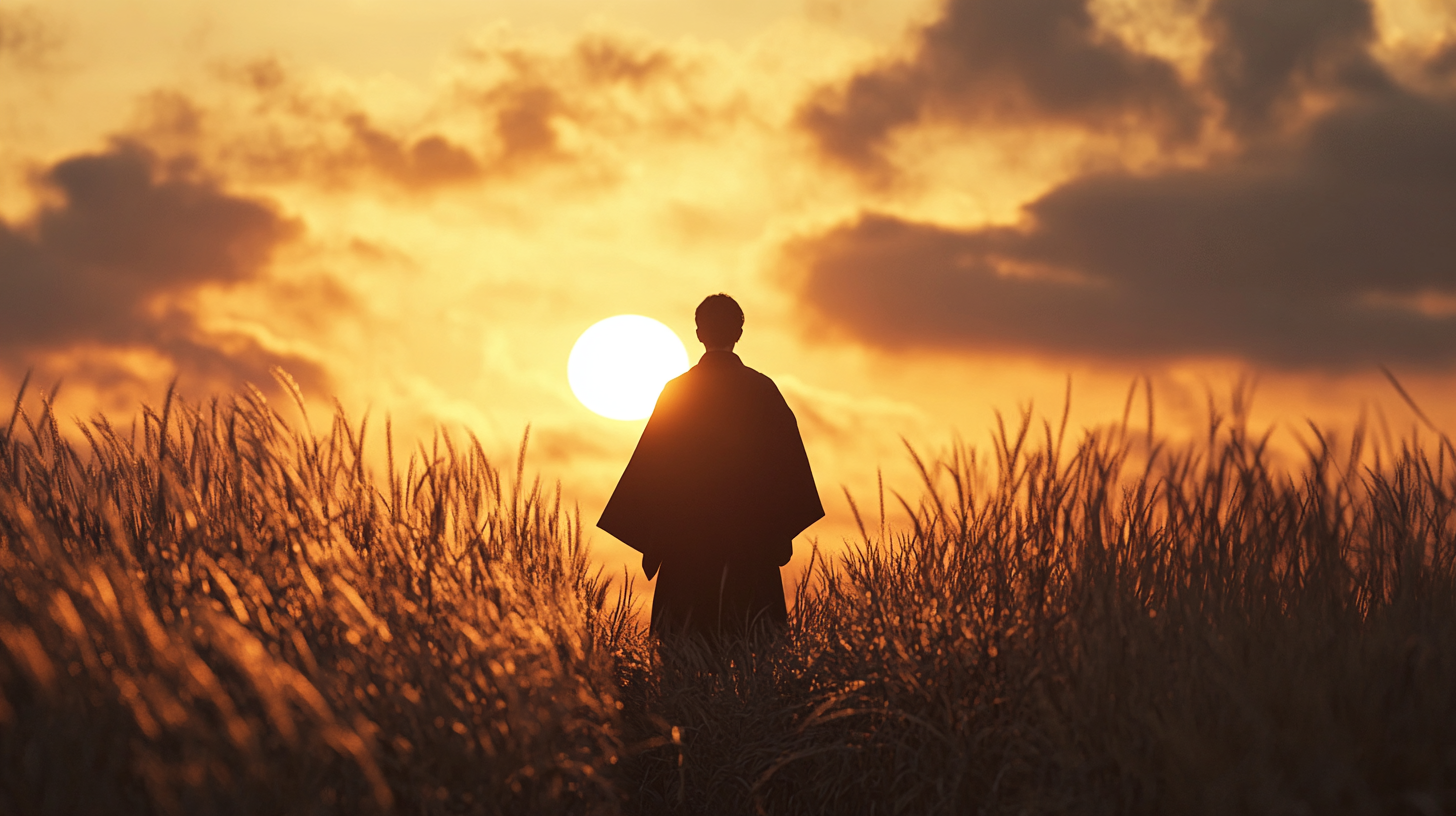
766;383;826;539
598;376;689;561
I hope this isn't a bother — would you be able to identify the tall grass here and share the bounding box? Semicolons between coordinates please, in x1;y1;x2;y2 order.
618;400;1456;815
0;380;621;815
2;380;1454;814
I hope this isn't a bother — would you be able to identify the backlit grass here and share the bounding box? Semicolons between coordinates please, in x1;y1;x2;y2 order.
2;379;1453;814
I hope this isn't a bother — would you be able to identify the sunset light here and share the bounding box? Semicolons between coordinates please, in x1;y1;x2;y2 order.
567;315;689;420
3;0;1456;810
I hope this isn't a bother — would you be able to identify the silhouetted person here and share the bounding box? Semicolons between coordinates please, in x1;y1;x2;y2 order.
598;294;823;642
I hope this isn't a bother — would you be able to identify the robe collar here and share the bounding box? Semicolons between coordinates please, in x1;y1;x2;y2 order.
697;350;743;368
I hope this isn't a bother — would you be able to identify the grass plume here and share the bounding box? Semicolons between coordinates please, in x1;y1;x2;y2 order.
1;380;1454;814
0;383;620;814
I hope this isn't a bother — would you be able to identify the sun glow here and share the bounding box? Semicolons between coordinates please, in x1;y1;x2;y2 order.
568;315;690;421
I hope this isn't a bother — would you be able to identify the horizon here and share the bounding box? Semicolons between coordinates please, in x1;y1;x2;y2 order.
3;0;1456;576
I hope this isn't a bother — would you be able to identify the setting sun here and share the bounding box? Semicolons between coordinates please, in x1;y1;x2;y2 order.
568;315;690;420
5;0;1456;810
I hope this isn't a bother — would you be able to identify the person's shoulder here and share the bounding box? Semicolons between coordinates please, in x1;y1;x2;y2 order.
736;362;786;397
651;368;695;409
738;362;774;384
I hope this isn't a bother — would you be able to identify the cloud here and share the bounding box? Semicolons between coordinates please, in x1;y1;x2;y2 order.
0;141;326;389
143;61;488;192
451;32;729;160
468;77;568;168
1202;0;1392;134
788;85;1456;369
131;34;716;195
796;0;1408;176
345;116;484;188
0;5;59;70
1430;40;1456;81
797;0;1199;173
782;0;1456;369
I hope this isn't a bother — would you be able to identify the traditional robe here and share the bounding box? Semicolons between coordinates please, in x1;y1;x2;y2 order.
598;350;823;639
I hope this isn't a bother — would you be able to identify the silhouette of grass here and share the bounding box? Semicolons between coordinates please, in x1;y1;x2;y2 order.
0;379;621;814
2;378;1454;814
617;385;1456;814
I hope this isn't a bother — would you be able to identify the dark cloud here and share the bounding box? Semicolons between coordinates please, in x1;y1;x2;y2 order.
787;0;1456;369
0;142;326;389
1203;0;1392;134
789;89;1456;368
1430;40;1456;81
797;0;1408;175
798;0;1199;172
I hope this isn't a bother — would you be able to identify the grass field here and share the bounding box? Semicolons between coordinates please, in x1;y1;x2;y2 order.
2;379;1453;815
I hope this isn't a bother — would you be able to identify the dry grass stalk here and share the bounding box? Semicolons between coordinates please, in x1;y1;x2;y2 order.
2;380;1453;815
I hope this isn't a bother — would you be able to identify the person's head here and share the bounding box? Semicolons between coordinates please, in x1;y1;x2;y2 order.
695;293;744;351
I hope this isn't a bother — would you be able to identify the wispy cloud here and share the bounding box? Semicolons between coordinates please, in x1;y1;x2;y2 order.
0;5;59;71
124;32;730;196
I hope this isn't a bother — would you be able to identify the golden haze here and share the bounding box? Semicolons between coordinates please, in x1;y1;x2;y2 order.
2;0;1455;583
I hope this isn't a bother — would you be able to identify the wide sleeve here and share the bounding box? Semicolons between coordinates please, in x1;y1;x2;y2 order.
758;382;825;542
596;379;689;557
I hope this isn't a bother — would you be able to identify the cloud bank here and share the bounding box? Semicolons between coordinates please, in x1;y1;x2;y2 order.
3;22;764;425
0;142;324;390
9;0;1456;423
799;0;1200;173
789;0;1456;368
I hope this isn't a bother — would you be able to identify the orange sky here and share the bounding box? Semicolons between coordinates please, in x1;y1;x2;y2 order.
3;0;1456;581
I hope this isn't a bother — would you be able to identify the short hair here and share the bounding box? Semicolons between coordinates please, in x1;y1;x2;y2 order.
695;293;744;346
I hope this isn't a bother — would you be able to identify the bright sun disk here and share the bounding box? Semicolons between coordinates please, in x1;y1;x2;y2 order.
568;315;690;420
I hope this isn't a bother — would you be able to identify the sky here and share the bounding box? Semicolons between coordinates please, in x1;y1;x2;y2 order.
3;0;1456;581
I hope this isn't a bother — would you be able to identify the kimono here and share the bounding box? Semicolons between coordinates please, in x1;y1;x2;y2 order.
598;350;823;639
